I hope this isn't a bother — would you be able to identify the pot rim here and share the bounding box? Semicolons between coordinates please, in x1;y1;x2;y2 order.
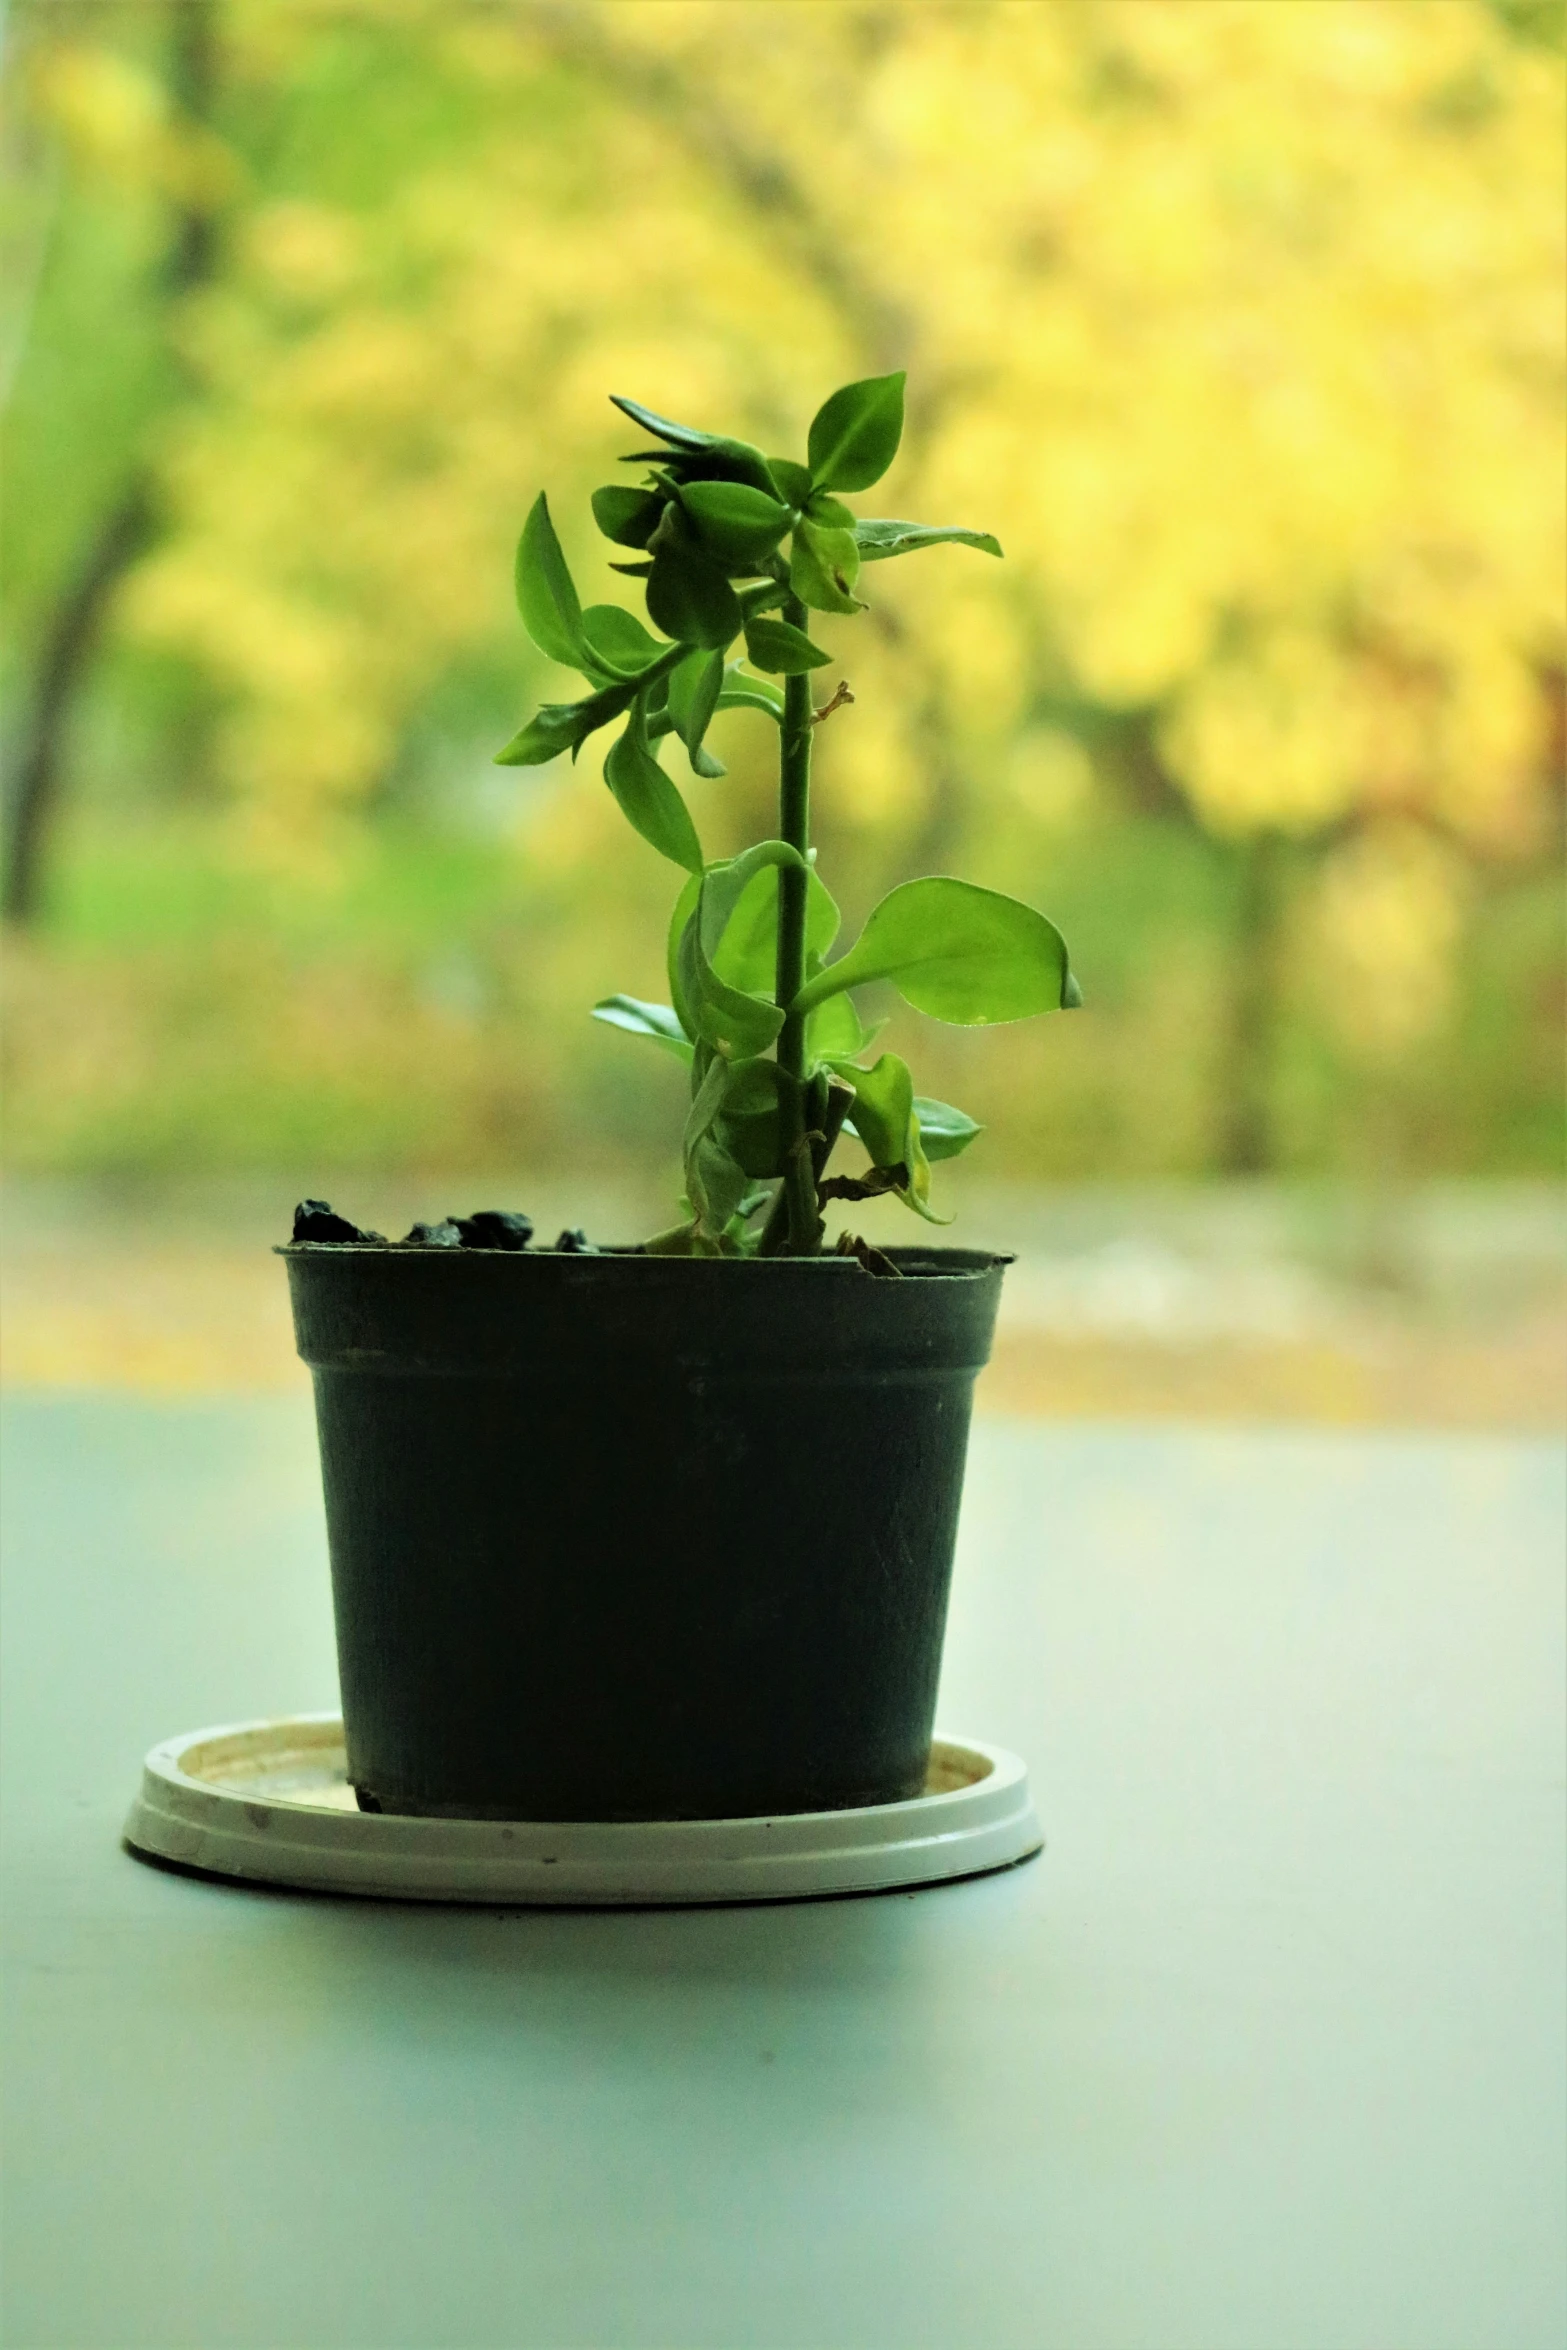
277;1241;1014;1278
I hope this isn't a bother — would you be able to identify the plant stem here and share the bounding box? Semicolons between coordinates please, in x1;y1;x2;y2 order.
773;592;820;1252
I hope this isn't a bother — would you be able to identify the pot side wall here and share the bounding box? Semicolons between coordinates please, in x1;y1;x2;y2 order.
285;1248;1008;1821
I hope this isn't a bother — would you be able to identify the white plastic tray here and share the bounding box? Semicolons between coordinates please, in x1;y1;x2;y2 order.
123;1714;1042;1906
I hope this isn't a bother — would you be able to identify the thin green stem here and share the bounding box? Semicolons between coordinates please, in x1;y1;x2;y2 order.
773;591;820;1253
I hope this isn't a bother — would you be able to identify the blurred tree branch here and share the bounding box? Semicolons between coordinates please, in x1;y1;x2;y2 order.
2;0;220;925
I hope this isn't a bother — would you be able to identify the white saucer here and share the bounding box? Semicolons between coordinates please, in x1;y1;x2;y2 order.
123;1715;1042;1906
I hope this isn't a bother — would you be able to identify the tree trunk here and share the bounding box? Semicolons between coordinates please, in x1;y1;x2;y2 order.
1;0;219;927
1219;830;1287;1176
2;483;156;922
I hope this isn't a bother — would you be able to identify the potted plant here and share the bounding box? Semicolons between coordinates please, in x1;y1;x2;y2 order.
284;373;1079;1822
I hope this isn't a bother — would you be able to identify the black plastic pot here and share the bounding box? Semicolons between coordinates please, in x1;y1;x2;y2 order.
284;1244;1008;1821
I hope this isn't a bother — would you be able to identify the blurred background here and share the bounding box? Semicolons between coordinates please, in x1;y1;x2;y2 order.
2;0;1563;1418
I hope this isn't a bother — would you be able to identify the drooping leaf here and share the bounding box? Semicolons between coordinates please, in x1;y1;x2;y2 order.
603;699;703;872
646;543;743;649
793;877;1079;1024
679;480;792;573
514;493;591;670
678;1052;784;1249
743;614;832;674
682;1056;755;1245
581;603;662;678
672;645;728;770
789;517;864;616
827;1051;948;1225
807;372;906;493
834;1050;912;1170
666;649;726;768
912;1096;983;1161
592;995;694;1065
900;1123;944;1222
494;675;639;766
609;559;655;578
591;485;665;549
854;518;1003;563
766;456;812;505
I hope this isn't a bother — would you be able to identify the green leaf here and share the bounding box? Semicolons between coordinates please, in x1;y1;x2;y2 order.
679;926;785;1057
766;456;812;505
494;675;639;765
716;661;785;717
793;877;1079;1024
789;517;863;616
835;1050;911;1170
715;1056;786;1179
592;995;694;1065
514;493;590;669
603;699;703;872
743;614;832;674
828;1051;948;1225
701;856;841;998
679;480;791;572
581;603;662;678
609;397;778;495
646;544;743;649
739;579;790;620
678;1051;786;1247
854;518;1003;563
912;1096;983;1161
609;393;726;455
805;491;856;530
676;841;806;1054
666;648;725;768
682;1056;756;1244
807;372;906;493
805;990;873;1061
591;485;664;549
666;870;702;1035
687;1132;755;1247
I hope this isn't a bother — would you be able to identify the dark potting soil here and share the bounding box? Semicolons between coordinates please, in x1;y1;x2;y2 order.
288;1205;915;1272
292;1199;386;1244
290;1201;574;1252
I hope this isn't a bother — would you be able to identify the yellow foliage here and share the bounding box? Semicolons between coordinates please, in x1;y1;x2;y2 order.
29;39;239;209
1312;822;1470;1058
29;0;1567;1017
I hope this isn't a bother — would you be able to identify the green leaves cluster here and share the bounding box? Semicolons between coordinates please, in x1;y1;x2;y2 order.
598;853;1075;1246
496;374;1081;1255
